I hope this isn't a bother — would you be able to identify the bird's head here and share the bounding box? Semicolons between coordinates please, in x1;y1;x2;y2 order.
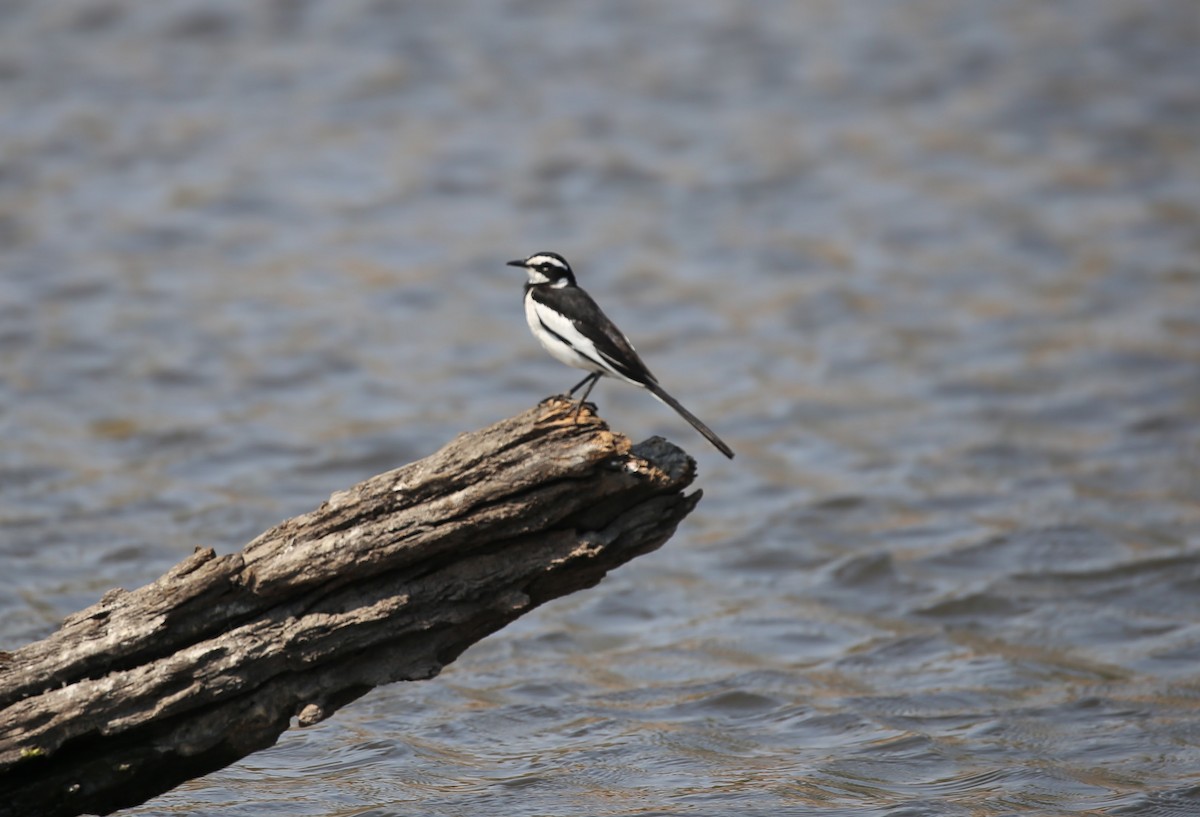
507;252;575;288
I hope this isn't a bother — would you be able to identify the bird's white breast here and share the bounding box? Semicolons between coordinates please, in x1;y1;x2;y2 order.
525;291;605;374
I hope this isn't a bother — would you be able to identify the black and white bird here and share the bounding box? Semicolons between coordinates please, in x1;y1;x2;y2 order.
508;251;735;459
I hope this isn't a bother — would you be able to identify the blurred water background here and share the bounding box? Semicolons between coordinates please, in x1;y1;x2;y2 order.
1;1;1199;814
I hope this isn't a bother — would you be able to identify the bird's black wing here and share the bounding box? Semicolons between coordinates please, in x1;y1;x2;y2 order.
530;285;658;385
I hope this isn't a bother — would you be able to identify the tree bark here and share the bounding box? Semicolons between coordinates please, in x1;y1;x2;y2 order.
0;397;701;817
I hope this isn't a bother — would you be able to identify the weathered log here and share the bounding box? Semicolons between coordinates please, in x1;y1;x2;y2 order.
0;397;701;817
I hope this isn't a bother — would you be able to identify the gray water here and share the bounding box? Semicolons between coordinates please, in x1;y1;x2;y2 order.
2;2;1199;815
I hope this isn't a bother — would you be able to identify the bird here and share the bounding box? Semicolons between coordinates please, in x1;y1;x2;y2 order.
508;251;735;459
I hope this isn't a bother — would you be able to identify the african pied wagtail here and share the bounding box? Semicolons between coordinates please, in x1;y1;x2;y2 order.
508;251;735;459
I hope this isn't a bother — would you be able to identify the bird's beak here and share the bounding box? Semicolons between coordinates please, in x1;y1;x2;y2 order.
506;259;526;268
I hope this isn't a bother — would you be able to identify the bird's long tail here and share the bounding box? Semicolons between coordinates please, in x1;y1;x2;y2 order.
644;382;735;459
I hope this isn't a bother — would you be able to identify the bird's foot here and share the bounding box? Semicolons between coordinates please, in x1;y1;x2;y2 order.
535;394;589;423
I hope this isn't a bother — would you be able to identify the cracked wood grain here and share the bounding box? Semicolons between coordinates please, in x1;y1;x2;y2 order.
0;397;701;817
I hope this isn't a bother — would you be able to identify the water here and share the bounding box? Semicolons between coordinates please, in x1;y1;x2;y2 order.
2;1;1199;814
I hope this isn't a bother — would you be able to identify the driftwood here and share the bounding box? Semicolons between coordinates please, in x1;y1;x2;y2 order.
0;397;701;817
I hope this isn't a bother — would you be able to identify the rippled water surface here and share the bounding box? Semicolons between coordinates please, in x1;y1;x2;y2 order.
2;1;1199;815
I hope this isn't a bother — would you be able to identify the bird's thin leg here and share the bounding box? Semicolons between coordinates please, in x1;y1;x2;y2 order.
567;373;596;396
573;372;602;421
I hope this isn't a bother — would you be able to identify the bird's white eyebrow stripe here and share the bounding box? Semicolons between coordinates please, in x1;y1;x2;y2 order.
526;254;566;269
